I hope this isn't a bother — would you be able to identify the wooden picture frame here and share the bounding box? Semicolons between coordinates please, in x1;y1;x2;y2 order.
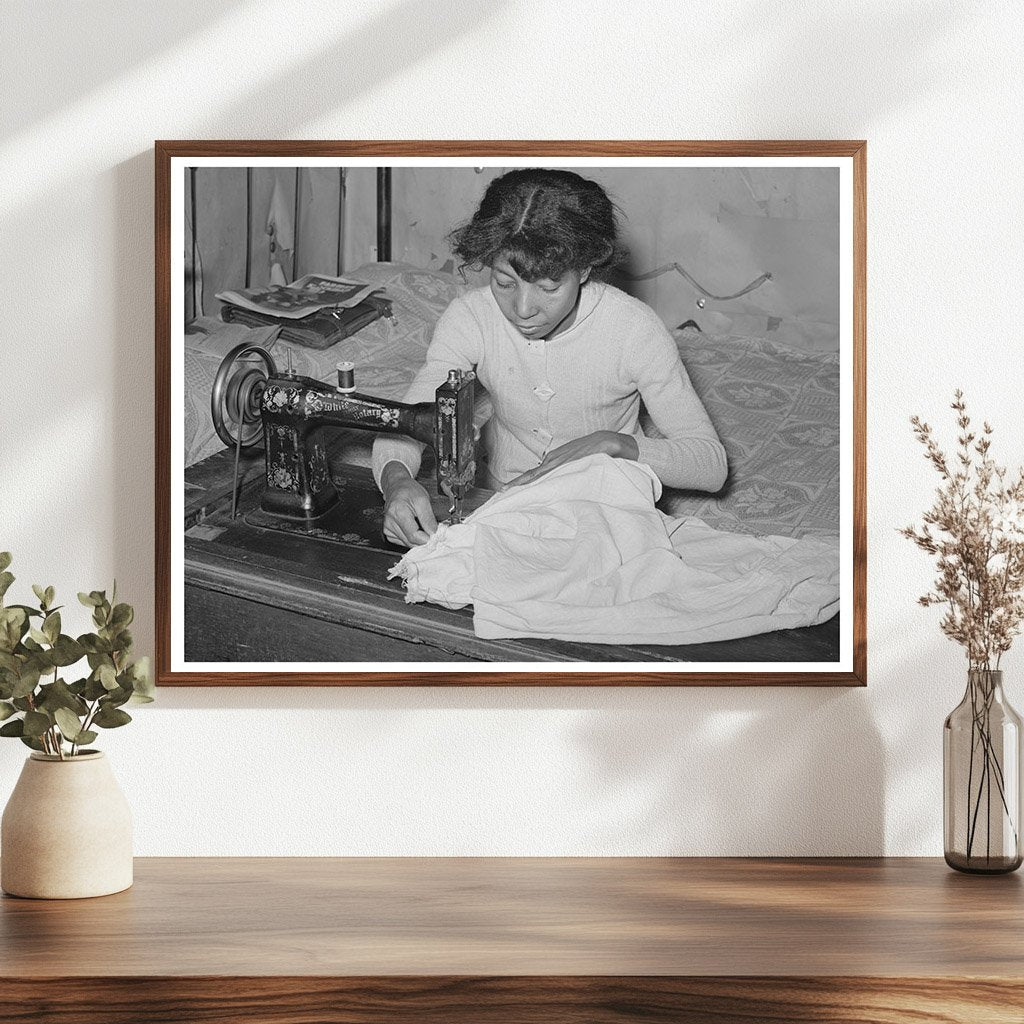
156;141;865;686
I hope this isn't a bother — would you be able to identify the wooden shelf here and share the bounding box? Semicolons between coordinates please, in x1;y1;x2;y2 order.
2;857;1022;1022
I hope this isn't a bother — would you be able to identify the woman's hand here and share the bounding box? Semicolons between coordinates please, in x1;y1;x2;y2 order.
381;462;438;547
502;431;640;490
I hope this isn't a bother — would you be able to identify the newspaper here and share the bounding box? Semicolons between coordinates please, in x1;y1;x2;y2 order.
215;274;380;320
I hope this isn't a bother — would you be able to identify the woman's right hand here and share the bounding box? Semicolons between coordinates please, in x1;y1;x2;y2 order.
380;462;438;548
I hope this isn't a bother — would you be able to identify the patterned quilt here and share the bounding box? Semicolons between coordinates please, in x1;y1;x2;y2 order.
184;263;838;540
654;331;839;540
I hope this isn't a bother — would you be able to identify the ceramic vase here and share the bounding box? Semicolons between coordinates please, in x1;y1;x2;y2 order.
944;669;1023;873
1;751;133;899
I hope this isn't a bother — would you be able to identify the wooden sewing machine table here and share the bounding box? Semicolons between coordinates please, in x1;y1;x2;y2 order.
182;447;840;669
1;857;1020;1022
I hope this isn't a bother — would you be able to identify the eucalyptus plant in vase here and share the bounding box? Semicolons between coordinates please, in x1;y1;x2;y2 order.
0;552;154;898
902;392;1024;873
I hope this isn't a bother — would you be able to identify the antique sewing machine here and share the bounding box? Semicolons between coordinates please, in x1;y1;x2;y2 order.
209;342;477;525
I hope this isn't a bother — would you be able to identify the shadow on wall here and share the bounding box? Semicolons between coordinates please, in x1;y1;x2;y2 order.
0;1;248;139
200;0;499;139
139;683;885;856
1;0;500;143
729;1;973;132
569;687;885;856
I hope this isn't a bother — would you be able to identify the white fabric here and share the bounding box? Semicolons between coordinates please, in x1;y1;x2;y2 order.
388;454;839;645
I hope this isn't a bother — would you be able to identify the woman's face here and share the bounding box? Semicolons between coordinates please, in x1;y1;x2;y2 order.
489;257;591;340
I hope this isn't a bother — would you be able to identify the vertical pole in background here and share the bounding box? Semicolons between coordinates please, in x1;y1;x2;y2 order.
188;166;199;316
377;167;391;262
337;167;346;275
244;167;253;289
292;167;302;281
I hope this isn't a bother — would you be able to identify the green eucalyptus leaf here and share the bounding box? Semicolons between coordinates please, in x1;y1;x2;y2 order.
54;707;85;741
50;635;86;667
44;586;55;608
0;572;14;602
10;604;43;619
78;592;100;608
19;735;44;752
0;552;11;573
110;603;133;629
42;611;60;644
98;664;118;690
32;584;47;608
80;635;112;656
22;710;51;738
75;730;98;746
0;607;27;651
12;697;33;712
104;685;132;709
37;678;88;717
28;627;49;646
83;675;108;701
0;700;15;721
11;665;41;699
0;651;18;673
0;718;25;737
92;705;132;729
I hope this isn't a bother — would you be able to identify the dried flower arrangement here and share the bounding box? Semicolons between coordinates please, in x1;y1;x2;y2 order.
902;391;1024;669
902;390;1024;869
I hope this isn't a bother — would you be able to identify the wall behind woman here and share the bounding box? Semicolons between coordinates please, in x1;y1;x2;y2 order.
390;166;840;352
0;1;1020;856
191;165;839;352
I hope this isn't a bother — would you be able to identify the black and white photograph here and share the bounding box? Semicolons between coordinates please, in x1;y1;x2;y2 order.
158;144;864;684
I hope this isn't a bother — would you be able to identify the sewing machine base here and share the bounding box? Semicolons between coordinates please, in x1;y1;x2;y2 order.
244;473;480;551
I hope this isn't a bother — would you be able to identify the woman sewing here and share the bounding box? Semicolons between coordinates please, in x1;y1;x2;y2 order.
372;168;728;548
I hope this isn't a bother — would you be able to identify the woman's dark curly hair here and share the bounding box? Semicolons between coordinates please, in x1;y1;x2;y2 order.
447;168;627;282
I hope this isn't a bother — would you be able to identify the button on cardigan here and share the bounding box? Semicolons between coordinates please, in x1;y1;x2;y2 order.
371;281;728;491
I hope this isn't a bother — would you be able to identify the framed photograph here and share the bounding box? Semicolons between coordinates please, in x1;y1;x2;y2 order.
156;141;865;686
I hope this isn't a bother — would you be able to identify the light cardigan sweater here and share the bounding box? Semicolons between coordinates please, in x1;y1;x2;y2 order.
371;280;727;491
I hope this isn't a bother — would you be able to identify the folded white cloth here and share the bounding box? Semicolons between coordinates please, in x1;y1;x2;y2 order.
388;455;839;645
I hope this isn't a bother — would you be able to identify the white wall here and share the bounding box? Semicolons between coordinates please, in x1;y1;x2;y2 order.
1;0;1021;856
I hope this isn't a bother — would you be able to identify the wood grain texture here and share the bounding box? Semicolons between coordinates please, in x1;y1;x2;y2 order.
3;858;1021;977
0;976;1021;1024
155;140;867;687
2;858;1021;1024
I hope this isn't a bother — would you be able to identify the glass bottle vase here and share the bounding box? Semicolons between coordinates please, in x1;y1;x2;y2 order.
944;669;1023;873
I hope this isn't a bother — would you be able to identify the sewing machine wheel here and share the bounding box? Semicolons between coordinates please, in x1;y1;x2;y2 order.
211;343;278;450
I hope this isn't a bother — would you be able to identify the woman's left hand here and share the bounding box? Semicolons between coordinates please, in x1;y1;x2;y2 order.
502;431;640;490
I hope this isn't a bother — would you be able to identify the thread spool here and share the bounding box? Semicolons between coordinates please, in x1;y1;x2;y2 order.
336;361;355;393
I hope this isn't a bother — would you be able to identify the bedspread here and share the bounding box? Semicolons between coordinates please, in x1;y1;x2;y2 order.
656;330;839;539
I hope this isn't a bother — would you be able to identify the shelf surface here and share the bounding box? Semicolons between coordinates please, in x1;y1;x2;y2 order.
2;856;1022;977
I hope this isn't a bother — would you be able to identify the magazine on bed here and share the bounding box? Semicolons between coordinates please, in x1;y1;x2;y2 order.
215;274;382;319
